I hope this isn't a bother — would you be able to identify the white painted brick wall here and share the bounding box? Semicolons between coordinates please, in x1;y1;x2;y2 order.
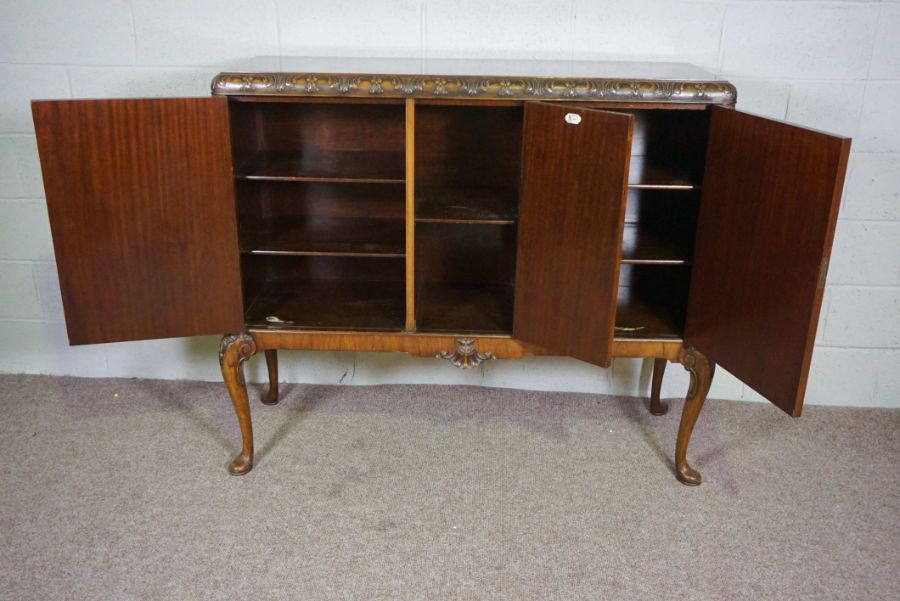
0;0;896;408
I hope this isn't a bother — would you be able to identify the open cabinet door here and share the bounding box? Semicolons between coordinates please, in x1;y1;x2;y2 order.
33;98;244;345
513;103;633;367
685;107;850;416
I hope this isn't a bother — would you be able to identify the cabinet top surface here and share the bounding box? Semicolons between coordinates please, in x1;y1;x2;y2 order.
212;56;735;104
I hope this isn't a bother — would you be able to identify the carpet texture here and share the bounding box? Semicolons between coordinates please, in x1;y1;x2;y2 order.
0;373;897;600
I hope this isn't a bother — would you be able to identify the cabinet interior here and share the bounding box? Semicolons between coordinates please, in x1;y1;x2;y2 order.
230;99;407;330
229;98;709;338
616;109;709;339
414;104;523;334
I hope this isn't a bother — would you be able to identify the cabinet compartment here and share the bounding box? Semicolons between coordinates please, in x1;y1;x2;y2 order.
229;99;405;183
621;189;699;265
415;222;517;334
414;104;522;224
625;109;710;189
235;181;405;257
242;255;405;331
230;99;408;331
614;108;708;340
615;265;691;339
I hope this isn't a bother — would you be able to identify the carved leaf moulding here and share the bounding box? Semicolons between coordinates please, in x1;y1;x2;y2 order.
211;73;737;105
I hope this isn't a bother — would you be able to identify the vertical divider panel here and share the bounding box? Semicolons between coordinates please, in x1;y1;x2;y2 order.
405;98;416;331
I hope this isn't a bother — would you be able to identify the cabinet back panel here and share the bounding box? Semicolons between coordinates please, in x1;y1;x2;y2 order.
415;105;523;190
236;181;405;222
414;222;517;334
616;265;691;339
415;222;517;286
625;109;710;187
232;101;405;155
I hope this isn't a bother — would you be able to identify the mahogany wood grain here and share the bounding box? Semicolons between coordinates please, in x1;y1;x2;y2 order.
685;107;850;416
32;98;244;345
513;103;633;366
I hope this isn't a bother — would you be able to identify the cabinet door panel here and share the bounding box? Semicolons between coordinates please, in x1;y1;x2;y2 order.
686;107;850;415
513;103;633;366
33;98;244;345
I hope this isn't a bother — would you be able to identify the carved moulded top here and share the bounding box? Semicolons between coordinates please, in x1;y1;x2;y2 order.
211;59;736;105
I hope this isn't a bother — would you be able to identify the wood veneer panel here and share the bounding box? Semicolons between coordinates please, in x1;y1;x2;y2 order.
32;98;243;345
513;103;632;366
685;107;850;416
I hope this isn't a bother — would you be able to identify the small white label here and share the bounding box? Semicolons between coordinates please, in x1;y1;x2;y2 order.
565;112;582;125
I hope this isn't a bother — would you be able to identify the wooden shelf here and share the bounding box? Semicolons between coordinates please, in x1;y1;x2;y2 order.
235;149;405;183
245;279;405;331
415;186;517;224
615;287;684;339
416;282;514;334
241;217;405;257
628;155;698;190
620;224;691;265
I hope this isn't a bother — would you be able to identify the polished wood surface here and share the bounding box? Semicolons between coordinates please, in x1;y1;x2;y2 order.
685;107;850;416
514;103;632;367
248;328;683;361
249;328;542;358
32;98;244;345
33;68;853;485
675;347;715;485
219;333;258;475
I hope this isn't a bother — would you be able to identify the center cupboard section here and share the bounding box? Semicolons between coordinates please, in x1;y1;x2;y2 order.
413;103;523;334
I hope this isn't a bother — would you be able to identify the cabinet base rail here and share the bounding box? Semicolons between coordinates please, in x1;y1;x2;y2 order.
218;332;715;485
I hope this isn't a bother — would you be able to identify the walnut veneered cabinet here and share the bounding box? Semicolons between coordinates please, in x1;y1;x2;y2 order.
30;59;850;485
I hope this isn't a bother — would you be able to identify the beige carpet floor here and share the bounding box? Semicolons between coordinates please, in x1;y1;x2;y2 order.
0;373;897;600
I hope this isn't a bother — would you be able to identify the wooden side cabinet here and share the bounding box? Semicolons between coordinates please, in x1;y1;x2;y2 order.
30;59;850;485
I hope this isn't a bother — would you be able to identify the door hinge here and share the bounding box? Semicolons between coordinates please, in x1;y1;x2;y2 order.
818;257;830;289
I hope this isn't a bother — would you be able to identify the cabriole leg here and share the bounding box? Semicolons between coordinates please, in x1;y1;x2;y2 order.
219;333;257;475
263;349;279;405
650;357;668;416
675;347;715;486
